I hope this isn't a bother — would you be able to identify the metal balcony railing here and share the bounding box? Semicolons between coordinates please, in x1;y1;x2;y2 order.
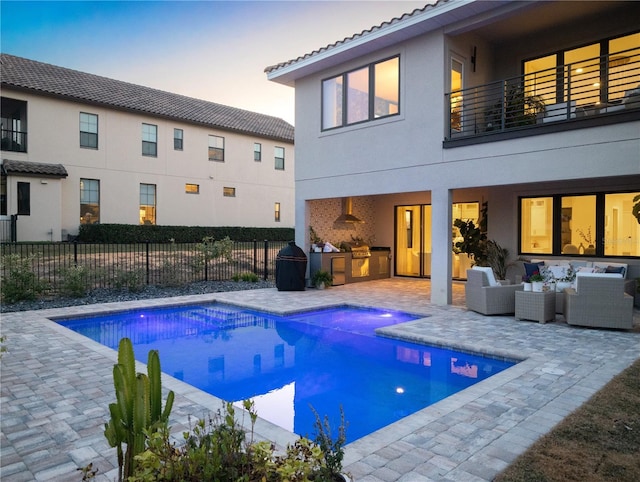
446;47;640;140
1;129;27;152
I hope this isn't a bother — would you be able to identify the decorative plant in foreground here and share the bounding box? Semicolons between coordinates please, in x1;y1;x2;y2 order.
104;338;175;482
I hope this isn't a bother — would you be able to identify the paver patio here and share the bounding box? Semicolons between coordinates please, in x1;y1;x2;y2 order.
1;278;639;481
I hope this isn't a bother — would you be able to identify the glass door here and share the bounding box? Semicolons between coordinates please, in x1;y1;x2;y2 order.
395;205;431;277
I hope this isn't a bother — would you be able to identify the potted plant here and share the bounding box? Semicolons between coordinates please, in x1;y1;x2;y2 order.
486;239;513;281
309;226;323;252
522;274;532;291
529;273;545;292
312;270;333;289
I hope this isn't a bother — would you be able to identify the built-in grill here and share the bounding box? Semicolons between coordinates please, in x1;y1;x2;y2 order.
348;243;371;259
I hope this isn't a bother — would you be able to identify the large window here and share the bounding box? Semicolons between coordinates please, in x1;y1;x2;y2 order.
139;183;156;225
322;56;399;130
274;146;285;170
524;32;640;109
79;112;98;149
520;191;639;257
17;181;30;215
80;179;100;224
208;135;224;161
142;123;157;157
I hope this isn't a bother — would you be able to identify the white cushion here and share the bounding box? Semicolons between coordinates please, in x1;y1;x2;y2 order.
472;266;498;286
591;262;627;278
576;271;623;279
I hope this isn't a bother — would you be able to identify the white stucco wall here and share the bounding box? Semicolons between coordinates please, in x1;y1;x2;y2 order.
2;90;294;240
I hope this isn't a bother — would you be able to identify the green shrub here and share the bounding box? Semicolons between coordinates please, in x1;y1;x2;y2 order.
112;266;146;293
59;264;91;298
79;224;294;243
233;272;260;282
0;253;48;303
129;400;332;482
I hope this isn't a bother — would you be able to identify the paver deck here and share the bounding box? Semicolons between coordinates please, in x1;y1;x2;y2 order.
1;278;639;481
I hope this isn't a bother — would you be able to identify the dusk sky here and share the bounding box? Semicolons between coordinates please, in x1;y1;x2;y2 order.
1;1;428;125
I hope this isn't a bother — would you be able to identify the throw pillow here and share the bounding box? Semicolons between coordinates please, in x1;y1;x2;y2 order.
524;261;544;278
605;265;625;275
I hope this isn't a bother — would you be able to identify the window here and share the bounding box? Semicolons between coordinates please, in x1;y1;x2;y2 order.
17;181;30;215
523;31;640;108
254;142;261;161
1;97;27;152
174;128;183;150
142;123;157;157
274;202;281;222
520;191;640;257
223;187;236;197
139;183;156;224
80;179;100;224
185;183;199;194
322;56;400;130
79;113;98;149
274;146;285;170
208;135;224;161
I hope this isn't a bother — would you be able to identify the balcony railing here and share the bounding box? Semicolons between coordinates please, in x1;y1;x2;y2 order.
1;129;27;152
446;47;640;140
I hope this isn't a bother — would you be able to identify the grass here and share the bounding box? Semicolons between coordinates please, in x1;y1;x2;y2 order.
494;358;640;482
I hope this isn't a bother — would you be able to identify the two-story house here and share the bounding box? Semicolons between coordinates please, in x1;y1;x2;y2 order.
1;54;295;242
266;0;640;305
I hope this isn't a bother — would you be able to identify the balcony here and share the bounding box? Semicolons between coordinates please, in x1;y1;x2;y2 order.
445;47;640;145
1;129;27;153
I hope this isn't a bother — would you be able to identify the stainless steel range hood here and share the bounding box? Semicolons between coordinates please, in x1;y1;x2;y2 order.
334;197;365;224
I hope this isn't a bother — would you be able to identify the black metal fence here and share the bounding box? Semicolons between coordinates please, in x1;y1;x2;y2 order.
0;240;289;294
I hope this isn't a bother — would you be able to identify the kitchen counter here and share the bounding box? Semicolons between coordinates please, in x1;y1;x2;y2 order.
309;248;391;286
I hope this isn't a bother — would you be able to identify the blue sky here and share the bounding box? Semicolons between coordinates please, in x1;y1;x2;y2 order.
1;1;427;124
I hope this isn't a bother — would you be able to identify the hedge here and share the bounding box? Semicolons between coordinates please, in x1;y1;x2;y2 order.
78;224;295;243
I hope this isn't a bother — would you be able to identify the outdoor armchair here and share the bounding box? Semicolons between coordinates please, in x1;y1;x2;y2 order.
465;268;523;315
564;276;634;330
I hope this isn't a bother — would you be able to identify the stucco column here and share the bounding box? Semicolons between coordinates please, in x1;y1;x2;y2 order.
430;187;453;305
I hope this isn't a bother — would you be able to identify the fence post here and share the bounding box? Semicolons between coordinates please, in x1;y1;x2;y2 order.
10;214;18;242
145;241;150;285
73;240;78;266
253;239;258;275
263;240;268;280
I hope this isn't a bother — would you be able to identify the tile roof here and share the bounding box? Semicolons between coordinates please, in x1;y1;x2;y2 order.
2;159;69;178
264;1;441;75
1;54;294;143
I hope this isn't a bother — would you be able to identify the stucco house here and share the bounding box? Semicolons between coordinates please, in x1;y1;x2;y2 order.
266;0;640;305
1;54;295;242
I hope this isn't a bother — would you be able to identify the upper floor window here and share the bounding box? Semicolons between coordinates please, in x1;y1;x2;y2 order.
322;56;400;130
524;31;640;110
142;123;157;157
140;183;156;224
254;142;261;161
274;146;285;170
174;128;183;150
209;135;224;161
520;191;640;257
80;178;100;224
80;112;98;149
223;187;236;197
1;97;27;152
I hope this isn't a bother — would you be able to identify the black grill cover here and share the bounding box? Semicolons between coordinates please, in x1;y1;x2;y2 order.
275;241;307;291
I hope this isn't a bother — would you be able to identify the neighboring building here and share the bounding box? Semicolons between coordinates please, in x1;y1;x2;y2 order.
266;0;640;304
1;54;295;241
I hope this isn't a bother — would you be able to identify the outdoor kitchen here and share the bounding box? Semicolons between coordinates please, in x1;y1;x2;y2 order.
308;197;391;286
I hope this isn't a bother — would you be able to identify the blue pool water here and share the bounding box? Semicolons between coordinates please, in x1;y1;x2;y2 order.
58;304;515;442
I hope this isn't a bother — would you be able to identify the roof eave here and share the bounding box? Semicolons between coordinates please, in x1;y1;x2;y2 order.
266;0;522;86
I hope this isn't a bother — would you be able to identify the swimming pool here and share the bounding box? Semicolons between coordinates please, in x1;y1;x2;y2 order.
58;303;515;442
